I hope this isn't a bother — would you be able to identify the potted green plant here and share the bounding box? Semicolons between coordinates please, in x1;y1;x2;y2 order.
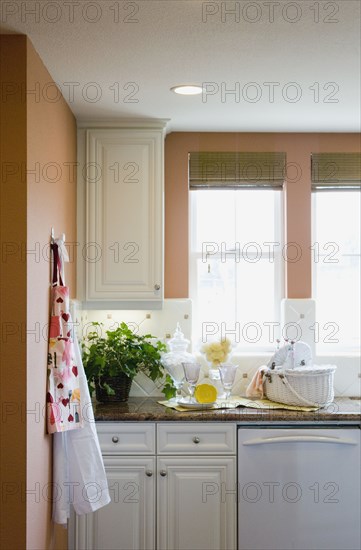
82;322;169;402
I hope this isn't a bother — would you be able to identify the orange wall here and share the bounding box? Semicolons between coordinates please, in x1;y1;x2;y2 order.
164;132;361;298
26;39;77;550
0;35;27;550
0;35;76;550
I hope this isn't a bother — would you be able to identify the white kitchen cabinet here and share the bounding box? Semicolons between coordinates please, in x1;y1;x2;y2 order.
74;457;156;550
71;423;156;550
96;422;156;455
157;423;236;455
157;423;236;550
77;121;167;309
157;456;236;550
70;422;237;550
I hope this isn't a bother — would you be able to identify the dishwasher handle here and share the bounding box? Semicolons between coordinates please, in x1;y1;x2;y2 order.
242;435;358;446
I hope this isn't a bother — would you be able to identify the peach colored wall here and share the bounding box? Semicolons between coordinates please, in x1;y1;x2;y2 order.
164;132;361;299
26;38;77;550
0;35;27;550
0;35;76;550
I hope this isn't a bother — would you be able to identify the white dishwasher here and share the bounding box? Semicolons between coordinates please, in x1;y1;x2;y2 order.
238;427;361;550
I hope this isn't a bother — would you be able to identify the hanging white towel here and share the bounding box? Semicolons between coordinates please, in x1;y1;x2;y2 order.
52;334;110;524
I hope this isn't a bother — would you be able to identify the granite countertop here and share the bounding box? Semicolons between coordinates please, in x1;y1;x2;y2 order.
94;397;361;423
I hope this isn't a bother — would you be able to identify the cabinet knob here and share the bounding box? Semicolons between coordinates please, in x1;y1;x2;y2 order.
145;470;153;477
112;436;119;443
160;470;167;477
193;436;200;444
154;284;161;291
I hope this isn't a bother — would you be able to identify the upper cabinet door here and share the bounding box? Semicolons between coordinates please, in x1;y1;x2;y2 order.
82;127;164;308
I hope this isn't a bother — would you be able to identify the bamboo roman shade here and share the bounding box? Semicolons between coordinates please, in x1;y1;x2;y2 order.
311;153;361;191
189;152;286;190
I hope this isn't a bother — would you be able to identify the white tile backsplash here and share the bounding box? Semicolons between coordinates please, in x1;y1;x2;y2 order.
82;299;192;344
77;299;193;397
281;298;316;358
73;298;361;398
315;355;361;398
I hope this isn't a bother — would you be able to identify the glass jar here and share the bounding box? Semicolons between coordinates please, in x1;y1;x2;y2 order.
161;324;196;401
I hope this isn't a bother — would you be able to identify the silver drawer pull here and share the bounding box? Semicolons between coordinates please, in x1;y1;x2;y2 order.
112;436;119;443
193;436;200;444
160;470;167;477
145;470;153;477
154;284;161;291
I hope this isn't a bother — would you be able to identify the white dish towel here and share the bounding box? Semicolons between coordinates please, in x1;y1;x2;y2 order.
52;335;110;524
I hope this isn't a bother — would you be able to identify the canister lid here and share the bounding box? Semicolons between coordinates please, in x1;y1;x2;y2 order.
168;322;190;351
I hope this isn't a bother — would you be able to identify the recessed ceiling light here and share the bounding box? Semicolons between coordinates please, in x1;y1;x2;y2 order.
170;85;203;95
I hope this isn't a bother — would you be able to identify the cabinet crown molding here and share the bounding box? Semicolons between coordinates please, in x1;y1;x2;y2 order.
77;118;169;130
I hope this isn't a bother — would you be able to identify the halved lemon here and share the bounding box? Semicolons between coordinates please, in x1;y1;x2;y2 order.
194;384;217;404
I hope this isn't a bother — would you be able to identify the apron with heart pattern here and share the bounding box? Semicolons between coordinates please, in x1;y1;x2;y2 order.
47;241;82;433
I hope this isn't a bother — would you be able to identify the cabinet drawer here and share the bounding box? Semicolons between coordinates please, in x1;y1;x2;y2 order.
97;423;155;455
157;423;236;454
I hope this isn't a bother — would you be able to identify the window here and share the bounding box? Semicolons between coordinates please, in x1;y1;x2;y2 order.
312;191;360;352
311;152;361;353
190;189;283;351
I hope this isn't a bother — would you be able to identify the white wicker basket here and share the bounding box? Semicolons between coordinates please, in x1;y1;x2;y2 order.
263;365;336;408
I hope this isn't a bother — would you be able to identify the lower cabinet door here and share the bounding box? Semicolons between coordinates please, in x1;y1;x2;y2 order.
74;456;156;550
157;457;236;550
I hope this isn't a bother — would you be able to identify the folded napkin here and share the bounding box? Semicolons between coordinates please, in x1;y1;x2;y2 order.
158;397;319;412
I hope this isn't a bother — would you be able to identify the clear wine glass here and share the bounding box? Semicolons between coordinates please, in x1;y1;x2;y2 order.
218;364;238;400
164;363;185;403
182;362;201;402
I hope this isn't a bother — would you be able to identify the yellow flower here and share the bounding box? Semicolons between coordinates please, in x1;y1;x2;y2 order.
222;339;232;353
210;343;222;352
202;338;232;367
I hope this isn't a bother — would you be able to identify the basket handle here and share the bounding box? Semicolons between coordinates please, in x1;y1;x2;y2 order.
279;374;321;407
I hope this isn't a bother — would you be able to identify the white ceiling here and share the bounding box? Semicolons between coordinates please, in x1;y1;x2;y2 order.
1;0;360;132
